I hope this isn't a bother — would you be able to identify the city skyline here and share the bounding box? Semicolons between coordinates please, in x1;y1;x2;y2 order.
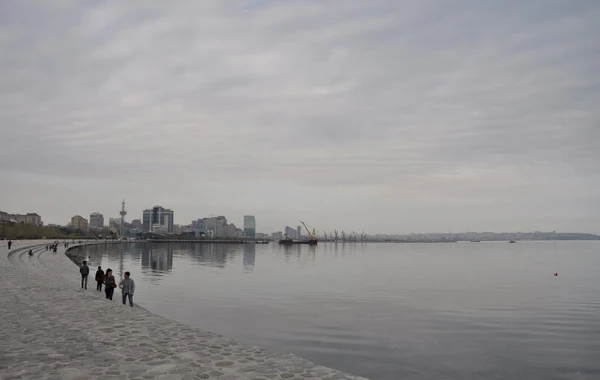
1;1;599;234
4;205;599;239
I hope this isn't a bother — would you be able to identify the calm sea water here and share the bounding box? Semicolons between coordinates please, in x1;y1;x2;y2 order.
72;241;600;380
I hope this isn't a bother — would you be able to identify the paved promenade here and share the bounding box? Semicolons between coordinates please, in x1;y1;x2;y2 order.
0;241;368;380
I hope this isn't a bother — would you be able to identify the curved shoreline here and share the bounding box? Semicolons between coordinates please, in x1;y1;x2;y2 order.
0;240;368;380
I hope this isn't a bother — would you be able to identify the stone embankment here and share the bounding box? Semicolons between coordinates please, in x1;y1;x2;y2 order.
0;241;368;380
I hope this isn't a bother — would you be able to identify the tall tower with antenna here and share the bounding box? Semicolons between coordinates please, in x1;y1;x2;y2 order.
119;199;127;237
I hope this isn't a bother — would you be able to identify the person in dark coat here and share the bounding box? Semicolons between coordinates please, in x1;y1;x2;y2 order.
7;240;12;249
80;260;90;289
95;266;105;292
104;269;116;300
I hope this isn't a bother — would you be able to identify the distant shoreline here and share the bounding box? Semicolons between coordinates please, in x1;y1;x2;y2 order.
57;238;600;246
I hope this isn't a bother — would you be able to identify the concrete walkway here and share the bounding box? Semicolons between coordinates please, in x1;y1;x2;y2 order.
0;241;368;380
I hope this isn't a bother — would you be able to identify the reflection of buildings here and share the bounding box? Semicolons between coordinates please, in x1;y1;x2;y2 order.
141;244;173;272
187;243;235;268
243;243;256;273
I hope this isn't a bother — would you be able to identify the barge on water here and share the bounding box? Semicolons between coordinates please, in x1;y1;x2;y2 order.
278;221;318;246
278;237;318;246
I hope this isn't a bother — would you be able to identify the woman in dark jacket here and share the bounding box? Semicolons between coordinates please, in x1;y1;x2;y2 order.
104;268;116;300
95;266;105;292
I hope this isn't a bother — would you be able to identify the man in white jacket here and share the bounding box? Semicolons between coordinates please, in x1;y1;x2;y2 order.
119;271;135;307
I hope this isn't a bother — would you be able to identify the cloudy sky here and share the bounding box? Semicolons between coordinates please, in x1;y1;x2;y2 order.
1;0;598;234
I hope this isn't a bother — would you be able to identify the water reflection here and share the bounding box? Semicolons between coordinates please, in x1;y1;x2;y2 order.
67;241;600;380
141;243;173;273
187;243;236;268
243;243;255;273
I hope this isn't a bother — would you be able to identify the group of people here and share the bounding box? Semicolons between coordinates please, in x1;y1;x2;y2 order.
45;242;59;253
79;261;135;307
7;240;74;252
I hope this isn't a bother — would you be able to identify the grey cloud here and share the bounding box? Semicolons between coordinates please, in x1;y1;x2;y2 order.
0;0;599;233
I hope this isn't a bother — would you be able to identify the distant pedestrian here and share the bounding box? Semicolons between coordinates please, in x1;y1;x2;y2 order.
80;260;90;289
7;240;12;249
119;271;135;307
28;249;33;257
104;269;116;300
95;266;105;292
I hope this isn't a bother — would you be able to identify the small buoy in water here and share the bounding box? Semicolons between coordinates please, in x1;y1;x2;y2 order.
554;273;558;276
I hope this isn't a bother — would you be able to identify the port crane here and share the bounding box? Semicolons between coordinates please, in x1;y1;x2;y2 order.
301;221;317;241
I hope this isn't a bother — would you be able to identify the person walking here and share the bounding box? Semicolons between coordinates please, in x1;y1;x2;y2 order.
104;269;116;300
118;271;135;307
80;260;90;289
7;240;12;249
95;266;105;292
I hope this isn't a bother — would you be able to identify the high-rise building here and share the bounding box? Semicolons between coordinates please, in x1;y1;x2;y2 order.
222;223;238;238
142;206;174;233
244;215;256;238
297;225;302;239
203;216;227;237
71;215;88;231
89;212;104;229
284;226;296;239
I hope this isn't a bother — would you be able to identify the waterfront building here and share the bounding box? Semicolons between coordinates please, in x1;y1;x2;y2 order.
0;211;43;226
297;225;302;239
222;223;238;238
203;216;227;237
190;218;206;237
71;215;88;231
131;219;142;229
174;224;191;234
89;212;104;229
108;218;121;229
272;231;283;240
244;215;256;238
284;226;297;239
142;206;174;233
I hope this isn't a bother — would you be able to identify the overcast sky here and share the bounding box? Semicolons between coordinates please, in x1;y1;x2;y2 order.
1;1;599;234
